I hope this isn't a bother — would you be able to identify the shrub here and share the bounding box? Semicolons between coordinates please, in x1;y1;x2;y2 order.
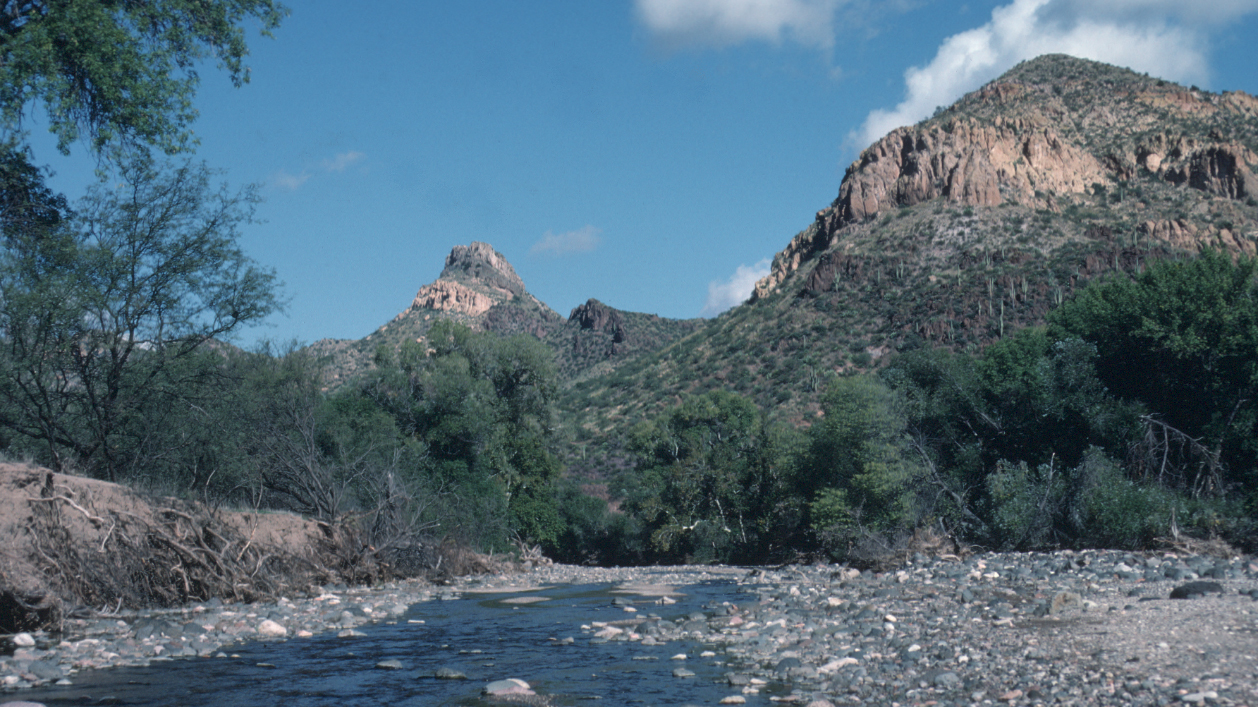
988;459;1064;549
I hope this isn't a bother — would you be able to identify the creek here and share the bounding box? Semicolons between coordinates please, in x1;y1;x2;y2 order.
16;580;775;706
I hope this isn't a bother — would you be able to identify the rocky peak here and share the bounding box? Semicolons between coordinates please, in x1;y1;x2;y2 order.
439;241;527;298
402;242;538;319
573;296;626;332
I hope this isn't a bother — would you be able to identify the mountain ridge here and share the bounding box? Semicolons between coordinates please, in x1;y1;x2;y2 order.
557;54;1258;479
309;241;703;388
311;55;1258;484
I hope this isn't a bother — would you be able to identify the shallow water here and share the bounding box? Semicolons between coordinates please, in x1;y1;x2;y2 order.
18;580;774;706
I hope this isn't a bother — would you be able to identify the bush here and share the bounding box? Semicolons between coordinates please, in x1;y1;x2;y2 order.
987;459;1064;549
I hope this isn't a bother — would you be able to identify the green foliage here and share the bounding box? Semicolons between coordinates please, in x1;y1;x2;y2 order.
0;156;279;480
978;329;1137;467
804;376;925;552
1049;249;1258;485
1072;448;1179;548
616;390;804;563
0;0;288;155
360;321;563;551
987;458;1066;548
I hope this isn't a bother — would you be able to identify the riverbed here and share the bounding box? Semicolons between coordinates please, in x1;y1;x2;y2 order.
8;552;1258;706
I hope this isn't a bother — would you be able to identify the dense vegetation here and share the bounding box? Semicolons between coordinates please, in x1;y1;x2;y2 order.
0;10;1254;573
603;250;1258;565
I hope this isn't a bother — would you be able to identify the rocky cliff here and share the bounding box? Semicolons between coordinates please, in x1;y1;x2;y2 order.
755;55;1258;298
401;241;546;321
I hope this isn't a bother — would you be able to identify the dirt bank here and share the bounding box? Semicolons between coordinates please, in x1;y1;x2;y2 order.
0;463;505;633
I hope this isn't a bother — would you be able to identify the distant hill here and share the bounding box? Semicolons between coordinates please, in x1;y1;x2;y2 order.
309;241;703;388
559;54;1258;477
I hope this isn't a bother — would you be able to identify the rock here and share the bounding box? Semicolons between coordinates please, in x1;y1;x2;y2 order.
1049;591;1082;614
336;629;365;638
819;657;858;672
257;619;287;637
0;702;49;707
484;678;534;696
774;657;802;673
594;626;623;639
410;280;497;317
433;667;467;680
1181;690;1219;703
719;697;746;705
11;633;34;648
376;659;404;670
672;667;695;678
1170;581;1225;599
25;661;63;680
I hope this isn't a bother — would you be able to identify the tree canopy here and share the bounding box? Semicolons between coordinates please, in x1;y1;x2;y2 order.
0;0;287;156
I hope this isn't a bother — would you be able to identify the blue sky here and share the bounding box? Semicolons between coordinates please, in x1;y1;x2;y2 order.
23;0;1258;346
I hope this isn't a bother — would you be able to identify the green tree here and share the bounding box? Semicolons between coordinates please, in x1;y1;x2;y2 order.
360;321;564;551
0;156;280;479
804;375;925;552
1049;249;1258;493
0;0;287;156
619;390;801;563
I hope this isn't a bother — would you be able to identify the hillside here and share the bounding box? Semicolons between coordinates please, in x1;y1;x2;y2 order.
310;241;703;388
560;54;1258;476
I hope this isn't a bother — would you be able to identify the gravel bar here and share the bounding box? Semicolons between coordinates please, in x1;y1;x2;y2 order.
4;550;1258;706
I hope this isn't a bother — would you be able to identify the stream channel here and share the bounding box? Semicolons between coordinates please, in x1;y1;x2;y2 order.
17;579;780;706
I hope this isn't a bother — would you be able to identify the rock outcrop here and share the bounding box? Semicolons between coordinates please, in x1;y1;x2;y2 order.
834;117;1104;224
401;241;533;319
438;241;527;298
752;55;1258;300
569;299;627;343
410;280;497;317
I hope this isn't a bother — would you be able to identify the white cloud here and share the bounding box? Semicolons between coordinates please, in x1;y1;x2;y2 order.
701;259;771;317
850;0;1256;149
271;150;366;191
1047;0;1258;24
530;225;602;256
321;151;365;172
635;0;844;48
271;169;311;191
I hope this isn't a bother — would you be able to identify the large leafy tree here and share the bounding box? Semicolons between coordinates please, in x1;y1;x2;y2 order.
620;390;802;563
361;321;564;551
0;1;286;479
804;375;925;545
0;0;287;156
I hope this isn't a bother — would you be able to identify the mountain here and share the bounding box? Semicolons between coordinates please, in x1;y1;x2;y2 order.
559;54;1258;474
309;56;1258;483
310;241;702;387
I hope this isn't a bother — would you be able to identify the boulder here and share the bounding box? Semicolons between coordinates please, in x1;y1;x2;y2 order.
484;678;534;696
